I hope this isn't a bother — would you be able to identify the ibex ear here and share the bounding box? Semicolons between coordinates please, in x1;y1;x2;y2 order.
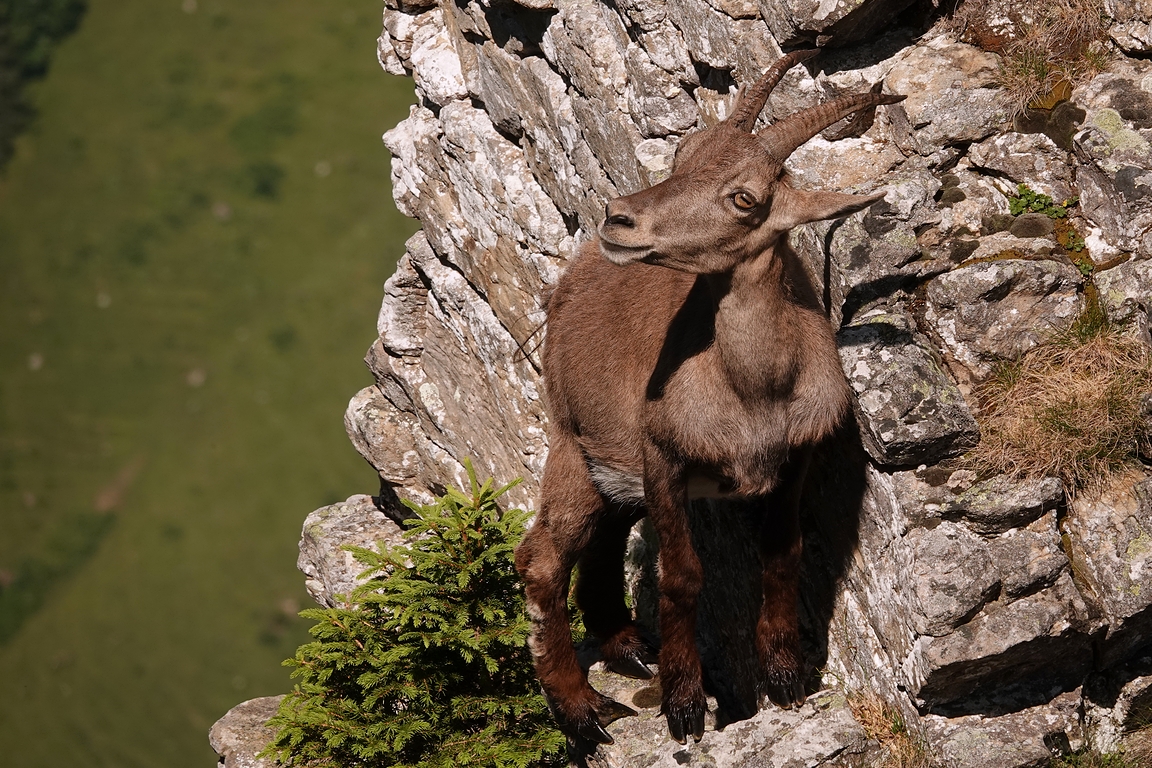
767;184;888;230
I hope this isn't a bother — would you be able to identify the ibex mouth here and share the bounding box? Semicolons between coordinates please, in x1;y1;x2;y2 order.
598;234;653;266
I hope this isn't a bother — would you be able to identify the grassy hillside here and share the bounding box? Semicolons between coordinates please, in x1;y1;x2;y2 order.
0;1;417;765
0;0;88;167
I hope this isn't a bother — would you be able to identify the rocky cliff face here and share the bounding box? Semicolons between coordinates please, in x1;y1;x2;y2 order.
212;1;1152;766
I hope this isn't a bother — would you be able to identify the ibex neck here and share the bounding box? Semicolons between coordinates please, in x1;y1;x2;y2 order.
705;249;804;400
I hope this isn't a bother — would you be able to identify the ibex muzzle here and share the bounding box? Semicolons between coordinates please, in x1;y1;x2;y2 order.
516;50;904;747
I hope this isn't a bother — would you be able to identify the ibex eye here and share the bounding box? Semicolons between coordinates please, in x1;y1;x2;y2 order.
733;192;757;210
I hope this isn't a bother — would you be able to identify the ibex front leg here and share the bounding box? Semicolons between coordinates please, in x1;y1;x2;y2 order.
757;450;811;708
515;431;636;745
644;448;706;744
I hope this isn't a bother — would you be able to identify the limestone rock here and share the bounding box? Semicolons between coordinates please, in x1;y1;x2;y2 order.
963;231;1057;262
345;385;424;487
932;163;1010;239
809;461;925;721
828;465;1089;712
889;469;1064;535
586;679;877;768
756;0;919;49
922;690;1083;768
924;259;1083;379
906;522;999;637
1095;256;1152;334
209;696;284;768
1072;64;1152;253
298;495;406;607
989;513;1070;601
968;131;1076;204
409;10;469;106
792;170;947;328
381;7;420;72
1106;0;1152;53
383;103;570;349
1063;473;1152;667
883;37;1010;150
1084;653;1152;753
909;571;1094;707
355;231;548;512
470;44;616;226
837;309;979;467
786;135;907;193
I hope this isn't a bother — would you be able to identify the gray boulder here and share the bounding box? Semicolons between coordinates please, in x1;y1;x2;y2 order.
968;131;1076;204
924;259;1084;380
883;37;1010;151
1106;0;1152;53
906;521;999;637
791;170;946;328
1095;256;1152;338
889;469;1064;535
837;309;979;466
1072;61;1152;254
586;679;878;768
1063;473;1152;667
209;696;284;768
756;0;919;48
922;690;1083;768
1084;653;1152;754
990;513;1071;601
298;494;406;608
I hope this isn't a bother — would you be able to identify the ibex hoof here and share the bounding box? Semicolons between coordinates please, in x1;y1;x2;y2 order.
597;697;639;726
556;710;614;745
664;699;706;744
574;719;615;745
602;631;658;679
556;696;637;746
606;654;655;680
763;677;807;709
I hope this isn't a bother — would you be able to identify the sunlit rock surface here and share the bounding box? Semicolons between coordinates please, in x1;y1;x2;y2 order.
209;696;283;768
837;308;979;466
298;494;405;608
924;258;1084;379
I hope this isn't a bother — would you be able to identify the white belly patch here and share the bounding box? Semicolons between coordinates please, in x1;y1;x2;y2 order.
588;461;645;504
588;461;735;503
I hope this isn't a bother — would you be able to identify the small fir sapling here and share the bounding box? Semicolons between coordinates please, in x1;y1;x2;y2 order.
263;462;566;768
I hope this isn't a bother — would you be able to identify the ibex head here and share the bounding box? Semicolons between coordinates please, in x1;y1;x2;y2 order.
599;50;905;274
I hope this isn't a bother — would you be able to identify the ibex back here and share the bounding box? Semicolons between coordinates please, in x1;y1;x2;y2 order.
515;50;904;746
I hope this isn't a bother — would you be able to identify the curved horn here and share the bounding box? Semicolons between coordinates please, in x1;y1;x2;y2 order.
759;91;906;159
727;49;819;132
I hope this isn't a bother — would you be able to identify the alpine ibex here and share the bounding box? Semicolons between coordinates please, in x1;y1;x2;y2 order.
515;50;904;746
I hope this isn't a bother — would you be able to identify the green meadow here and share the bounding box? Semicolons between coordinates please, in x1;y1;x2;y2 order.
0;1;417;765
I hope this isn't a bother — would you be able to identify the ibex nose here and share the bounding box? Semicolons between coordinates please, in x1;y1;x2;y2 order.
604;201;635;228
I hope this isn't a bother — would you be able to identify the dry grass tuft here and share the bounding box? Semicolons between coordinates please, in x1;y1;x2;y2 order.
971;299;1152;493
1120;703;1152;766
1123;729;1152;767
943;0;1110;116
849;692;934;768
1049;746;1138;767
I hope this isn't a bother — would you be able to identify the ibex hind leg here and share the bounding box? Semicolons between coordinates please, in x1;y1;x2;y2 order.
515;434;637;745
643;458;707;745
575;506;657;681
756;452;811;709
